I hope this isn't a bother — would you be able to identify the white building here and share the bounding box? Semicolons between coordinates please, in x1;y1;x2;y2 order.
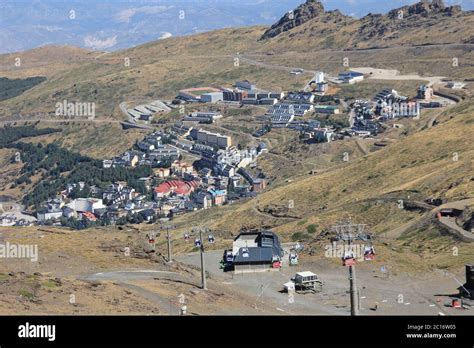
314;128;334;143
315;72;325;84
37;210;63;222
66;198;105;213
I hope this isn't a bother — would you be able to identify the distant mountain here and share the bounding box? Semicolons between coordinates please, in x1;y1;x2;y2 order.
2;0;473;54
0;0;305;54
357;0;466;44
259;0;474;49
260;0;329;40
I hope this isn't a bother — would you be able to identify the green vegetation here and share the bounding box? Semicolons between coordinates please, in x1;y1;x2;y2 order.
313;115;349;129
306;224;317;234
297;219;307;226
291;231;309;241
18;289;35;300
0;124;60;147
17;143;153;208
42;279;60;288
0;76;46;101
1;125;152;209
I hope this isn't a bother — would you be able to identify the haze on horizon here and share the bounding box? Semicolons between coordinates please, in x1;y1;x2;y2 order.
0;0;472;54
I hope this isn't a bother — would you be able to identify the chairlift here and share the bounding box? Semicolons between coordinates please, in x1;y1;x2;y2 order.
364;246;375;261
272;255;282;268
208;234;215;243
184;233;190;241
289;252;299;266
242;247;249;258
342;250;356;266
194;239;202;248
224;249;233;263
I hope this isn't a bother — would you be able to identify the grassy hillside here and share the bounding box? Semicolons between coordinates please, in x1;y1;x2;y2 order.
0;2;471;153
0;45;98;79
0;1;471;274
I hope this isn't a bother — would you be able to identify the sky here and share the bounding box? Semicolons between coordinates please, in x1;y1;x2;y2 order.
0;0;472;54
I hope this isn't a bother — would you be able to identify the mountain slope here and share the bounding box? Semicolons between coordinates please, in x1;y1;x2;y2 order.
0;1;471;269
259;0;474;50
0;45;98;79
1;1;473;124
174;99;474;239
259;0;336;40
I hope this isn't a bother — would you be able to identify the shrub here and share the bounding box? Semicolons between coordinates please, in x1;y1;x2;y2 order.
291;232;308;241
306;224;317;234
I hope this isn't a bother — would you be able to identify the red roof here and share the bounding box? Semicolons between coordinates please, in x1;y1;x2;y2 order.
154;180;200;196
82;212;97;221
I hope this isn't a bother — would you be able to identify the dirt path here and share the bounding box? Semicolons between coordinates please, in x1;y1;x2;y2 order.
119;283;181;315
0;118;121;126
81;269;196;315
350;67;445;87
236;54;316;75
355;138;369;156
385;198;474;240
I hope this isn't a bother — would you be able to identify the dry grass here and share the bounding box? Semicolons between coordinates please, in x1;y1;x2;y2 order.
0;15;472;278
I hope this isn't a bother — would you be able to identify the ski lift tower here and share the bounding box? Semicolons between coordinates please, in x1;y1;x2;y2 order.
160;218;176;263
331;222;373;316
191;226;214;290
